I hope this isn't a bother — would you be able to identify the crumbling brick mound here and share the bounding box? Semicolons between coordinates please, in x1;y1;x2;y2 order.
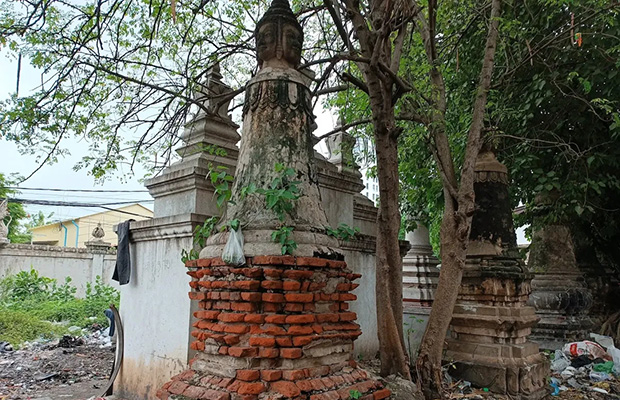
156;255;390;400
157;364;390;400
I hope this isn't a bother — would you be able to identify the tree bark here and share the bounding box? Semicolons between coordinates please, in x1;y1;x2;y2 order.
339;0;413;379
415;1;502;398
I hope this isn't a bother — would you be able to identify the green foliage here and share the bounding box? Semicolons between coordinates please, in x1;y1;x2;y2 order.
181;248;200;263
349;389;362;399
325;223;360;241
0;173;30;243
209;166;234;209
259;164;301;222
404;315;425;361
193;216;220;248
271;226;297;255
0;309;64;348
0;270;120;346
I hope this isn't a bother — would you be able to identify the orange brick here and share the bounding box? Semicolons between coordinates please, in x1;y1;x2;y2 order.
262;293;285;303
186;259;199;267
282;281;301;291
210;258;227;266
285;315;315;324
312;324;324;333
284;303;303;312
261;324;287;336
288;325;314;335
236;369;260;381
223;335;240;345
241;292;262;302
261;280;283;290
263;268;282;278
218;313;245;322
339;312;357;321
211;281;229;289
293;336;314;346
328;260;347;269
231;302;257;312
233;281;260;290
282;369;306;380
244;314;265;323
304;303;315;312
263;303;281;312
316;313;339;323
336;283;351;291
280;348;302;359
237;382;266;395
242;267;262;278
224;324;250;334
283;270;313;280
195;259;211;267
296;380;314;392
276;337;293;347
249;336;276;347
189;292;208;301
258;347;280;358
213;301;232;310
251;255;295;265
228;347;258;357
218;346;229;355
296;257;329;267
270;380;301;398
261;370;282;382
265;314;287;324
190;341;204;351
168;380;189;395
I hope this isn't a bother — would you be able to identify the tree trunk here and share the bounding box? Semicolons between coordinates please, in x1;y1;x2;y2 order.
375;125;410;379
415;196;468;398
414;1;502;398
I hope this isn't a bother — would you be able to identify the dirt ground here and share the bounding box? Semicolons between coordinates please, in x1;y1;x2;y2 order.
0;340;114;400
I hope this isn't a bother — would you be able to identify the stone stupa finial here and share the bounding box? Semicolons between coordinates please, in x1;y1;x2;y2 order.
255;0;303;69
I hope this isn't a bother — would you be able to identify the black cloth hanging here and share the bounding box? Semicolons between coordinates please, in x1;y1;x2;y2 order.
112;220;134;285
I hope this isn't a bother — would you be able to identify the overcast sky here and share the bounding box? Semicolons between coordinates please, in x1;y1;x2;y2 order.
0;52;336;223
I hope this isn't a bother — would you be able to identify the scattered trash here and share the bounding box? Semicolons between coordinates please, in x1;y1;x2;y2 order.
563;340;610;361
589;371;612;382
58;335;85;348
34;372;59;381
222;226;245;266
0;341;13;353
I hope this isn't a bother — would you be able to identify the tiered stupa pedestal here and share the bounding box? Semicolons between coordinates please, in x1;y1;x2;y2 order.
444;149;548;399
403;225;440;314
157;255;388;400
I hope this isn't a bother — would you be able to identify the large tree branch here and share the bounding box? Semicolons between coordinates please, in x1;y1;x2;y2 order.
459;0;502;198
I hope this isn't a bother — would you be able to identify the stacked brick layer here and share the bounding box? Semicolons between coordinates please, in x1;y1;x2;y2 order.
157;255;390;400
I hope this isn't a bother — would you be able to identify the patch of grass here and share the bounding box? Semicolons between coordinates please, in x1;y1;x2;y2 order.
0;269;119;347
0;309;65;347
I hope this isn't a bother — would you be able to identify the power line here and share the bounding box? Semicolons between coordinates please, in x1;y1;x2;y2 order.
3;198;153;219
6;187;150;193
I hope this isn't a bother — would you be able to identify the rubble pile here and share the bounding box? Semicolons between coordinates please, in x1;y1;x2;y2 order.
446;333;620;399
0;327;114;399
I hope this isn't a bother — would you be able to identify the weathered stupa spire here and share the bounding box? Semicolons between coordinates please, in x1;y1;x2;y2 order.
158;2;389;399
202;0;336;258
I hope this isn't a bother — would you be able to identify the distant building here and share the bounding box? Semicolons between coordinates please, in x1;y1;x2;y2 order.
30;204;153;247
361;169;379;205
